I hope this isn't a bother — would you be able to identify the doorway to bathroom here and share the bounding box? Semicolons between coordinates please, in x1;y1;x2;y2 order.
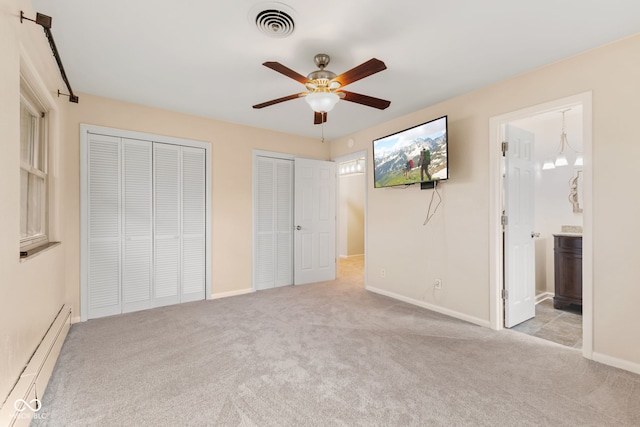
506;107;584;348
489;92;593;355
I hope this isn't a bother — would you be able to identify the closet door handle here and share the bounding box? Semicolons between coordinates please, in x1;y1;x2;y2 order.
296;225;302;231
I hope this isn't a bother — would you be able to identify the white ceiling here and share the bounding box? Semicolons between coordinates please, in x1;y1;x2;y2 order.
30;0;640;141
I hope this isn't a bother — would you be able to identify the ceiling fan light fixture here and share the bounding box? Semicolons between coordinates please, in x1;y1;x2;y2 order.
542;159;556;170
305;92;339;112
253;54;390;124
555;154;568;167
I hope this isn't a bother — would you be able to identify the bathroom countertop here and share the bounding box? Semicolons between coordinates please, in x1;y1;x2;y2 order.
553;232;582;237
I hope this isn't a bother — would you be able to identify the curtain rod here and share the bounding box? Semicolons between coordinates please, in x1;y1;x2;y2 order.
20;11;79;103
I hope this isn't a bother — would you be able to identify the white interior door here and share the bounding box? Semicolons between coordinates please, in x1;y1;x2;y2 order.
294;158;336;285
254;156;294;290
504;124;536;327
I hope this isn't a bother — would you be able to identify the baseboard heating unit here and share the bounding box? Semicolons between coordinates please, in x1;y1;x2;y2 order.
0;304;71;426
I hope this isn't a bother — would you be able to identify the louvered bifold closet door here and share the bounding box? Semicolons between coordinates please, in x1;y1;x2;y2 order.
255;156;293;290
256;157;275;290
122;138;153;313
181;147;206;302
274;160;293;287
153;143;181;307
87;134;122;319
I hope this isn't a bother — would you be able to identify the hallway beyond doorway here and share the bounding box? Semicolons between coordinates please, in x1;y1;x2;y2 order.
337;255;364;282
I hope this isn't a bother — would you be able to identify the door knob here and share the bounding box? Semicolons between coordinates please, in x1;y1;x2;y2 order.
531;232;540;238
296;225;302;230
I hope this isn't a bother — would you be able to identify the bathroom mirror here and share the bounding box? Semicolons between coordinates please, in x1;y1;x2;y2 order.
569;170;583;213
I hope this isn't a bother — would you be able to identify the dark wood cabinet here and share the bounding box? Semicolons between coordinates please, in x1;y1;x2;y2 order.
553;234;582;309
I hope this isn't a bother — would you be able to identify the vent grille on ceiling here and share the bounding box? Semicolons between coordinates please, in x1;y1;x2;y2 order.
255;9;295;38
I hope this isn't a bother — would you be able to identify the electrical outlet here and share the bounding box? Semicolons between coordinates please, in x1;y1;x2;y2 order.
380;268;386;278
434;279;442;290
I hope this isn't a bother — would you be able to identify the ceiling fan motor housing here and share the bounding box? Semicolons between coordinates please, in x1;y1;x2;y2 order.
307;54;337;90
307;69;337;82
314;53;330;68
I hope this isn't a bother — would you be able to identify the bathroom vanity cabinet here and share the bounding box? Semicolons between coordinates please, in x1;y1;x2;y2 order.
553;234;582;309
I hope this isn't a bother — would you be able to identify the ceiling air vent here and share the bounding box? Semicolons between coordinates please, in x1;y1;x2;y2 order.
250;3;296;38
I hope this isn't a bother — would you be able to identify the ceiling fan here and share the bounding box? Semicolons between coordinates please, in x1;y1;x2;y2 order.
252;53;391;125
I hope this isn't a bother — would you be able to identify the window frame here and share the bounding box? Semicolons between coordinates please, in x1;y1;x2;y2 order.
19;76;49;252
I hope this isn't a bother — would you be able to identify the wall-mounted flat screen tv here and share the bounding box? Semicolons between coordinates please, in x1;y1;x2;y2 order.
372;115;448;188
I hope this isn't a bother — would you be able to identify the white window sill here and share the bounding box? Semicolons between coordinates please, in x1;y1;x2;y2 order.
20;241;61;262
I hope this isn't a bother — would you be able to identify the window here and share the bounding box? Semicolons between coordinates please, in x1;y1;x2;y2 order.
20;78;48;251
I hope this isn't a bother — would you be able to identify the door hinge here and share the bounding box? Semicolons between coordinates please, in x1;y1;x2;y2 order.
502;289;508;300
501;141;508;156
501;215;508;226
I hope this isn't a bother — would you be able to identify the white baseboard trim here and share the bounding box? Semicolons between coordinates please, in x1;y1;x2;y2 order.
535;292;554;304
71;316;81;324
592;352;640;375
366;285;491;329
209;288;254;300
0;304;71;426
339;254;364;259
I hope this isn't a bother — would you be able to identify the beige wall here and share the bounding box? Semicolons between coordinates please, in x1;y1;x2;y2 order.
63;94;330;317
0;0;69;403
3;0;639;404
331;34;640;368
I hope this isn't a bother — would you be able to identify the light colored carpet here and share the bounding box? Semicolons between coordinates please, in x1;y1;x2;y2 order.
34;256;640;426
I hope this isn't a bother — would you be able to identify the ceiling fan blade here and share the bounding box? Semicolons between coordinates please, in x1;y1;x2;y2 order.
333;58;387;87
263;62;310;84
314;111;327;125
339;91;391;110
253;93;305;109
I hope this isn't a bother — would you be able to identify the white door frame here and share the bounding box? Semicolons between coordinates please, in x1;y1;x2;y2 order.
80;124;212;322
253;150;340;289
252;150;367;290
334;150;367;256
488;92;593;359
333;150;368;287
